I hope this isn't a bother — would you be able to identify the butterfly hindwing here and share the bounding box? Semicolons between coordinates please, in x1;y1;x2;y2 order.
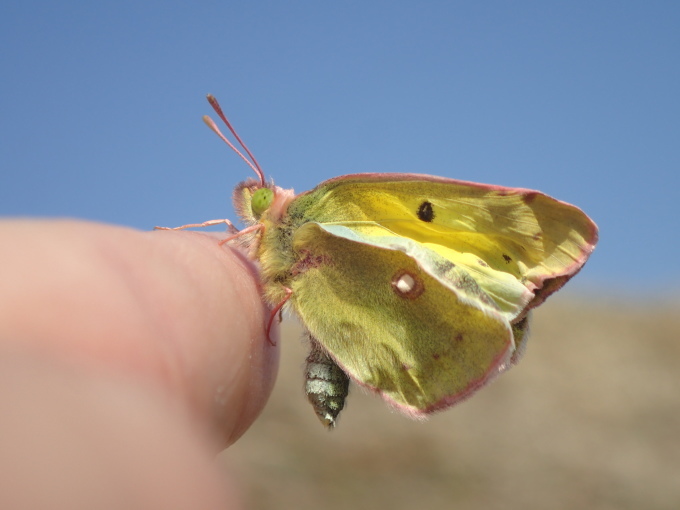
288;222;514;415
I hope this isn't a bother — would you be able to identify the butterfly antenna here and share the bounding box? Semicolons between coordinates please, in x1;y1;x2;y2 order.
204;94;265;186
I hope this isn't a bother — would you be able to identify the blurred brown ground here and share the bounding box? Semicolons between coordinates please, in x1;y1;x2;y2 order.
223;297;680;510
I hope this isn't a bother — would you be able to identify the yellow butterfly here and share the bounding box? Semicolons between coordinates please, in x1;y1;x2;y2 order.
173;96;598;428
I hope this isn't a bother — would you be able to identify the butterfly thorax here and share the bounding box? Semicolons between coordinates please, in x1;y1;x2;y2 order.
232;179;301;306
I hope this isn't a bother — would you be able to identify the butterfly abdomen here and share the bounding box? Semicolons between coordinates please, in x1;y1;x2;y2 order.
304;335;350;428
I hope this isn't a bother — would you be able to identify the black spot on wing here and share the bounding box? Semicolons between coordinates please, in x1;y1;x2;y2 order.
502;254;512;263
417;201;435;222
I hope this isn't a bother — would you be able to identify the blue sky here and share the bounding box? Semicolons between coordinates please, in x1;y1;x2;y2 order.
1;2;678;296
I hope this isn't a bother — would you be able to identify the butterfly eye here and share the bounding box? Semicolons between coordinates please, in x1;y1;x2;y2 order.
251;188;274;216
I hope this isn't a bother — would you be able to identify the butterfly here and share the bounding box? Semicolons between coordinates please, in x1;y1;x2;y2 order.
166;95;598;428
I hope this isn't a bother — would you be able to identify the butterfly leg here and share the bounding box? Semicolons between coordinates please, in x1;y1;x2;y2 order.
264;287;292;346
218;223;263;245
508;313;531;366
155;219;239;233
304;334;350;429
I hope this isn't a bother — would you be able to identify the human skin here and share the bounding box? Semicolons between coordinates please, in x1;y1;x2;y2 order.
0;219;279;509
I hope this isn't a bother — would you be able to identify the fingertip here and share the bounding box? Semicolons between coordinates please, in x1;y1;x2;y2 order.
0;220;279;449
145;230;280;447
